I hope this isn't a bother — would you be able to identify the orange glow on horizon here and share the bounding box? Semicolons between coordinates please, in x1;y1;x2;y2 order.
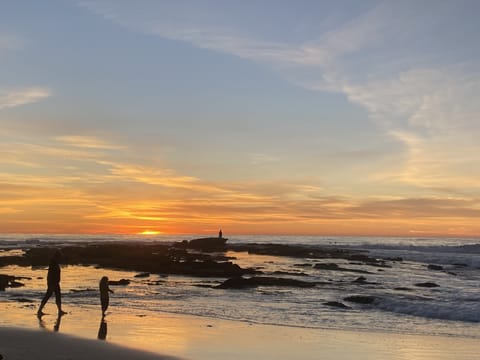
139;230;162;235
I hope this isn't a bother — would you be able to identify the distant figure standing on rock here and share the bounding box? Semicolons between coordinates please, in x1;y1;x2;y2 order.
219;229;223;239
37;250;66;317
99;276;114;317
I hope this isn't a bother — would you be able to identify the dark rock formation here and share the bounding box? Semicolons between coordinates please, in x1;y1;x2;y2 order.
109;279;130;286
427;264;443;271
11;297;34;303
272;270;308;276
175;237;227;252
0;274;25;291
323;301;350;309
15;243;257;279
352;276;377;285
216;276;317;289
314;263;372;274
415;282;440;288
134;272;150;278
385;257;403;262
343;295;376;304
314;263;339;270
227;243;363;261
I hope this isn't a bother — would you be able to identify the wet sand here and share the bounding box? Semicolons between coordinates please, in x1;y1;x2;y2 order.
0;303;478;360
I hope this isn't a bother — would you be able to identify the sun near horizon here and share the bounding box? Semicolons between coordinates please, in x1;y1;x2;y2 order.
139;230;162;235
1;2;480;239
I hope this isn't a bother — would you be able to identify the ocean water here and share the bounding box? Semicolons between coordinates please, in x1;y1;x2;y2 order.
1;234;479;339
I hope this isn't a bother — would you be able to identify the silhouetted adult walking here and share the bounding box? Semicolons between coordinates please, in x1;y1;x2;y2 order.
37;250;66;317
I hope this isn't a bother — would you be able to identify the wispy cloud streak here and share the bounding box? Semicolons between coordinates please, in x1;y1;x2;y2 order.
0;87;52;110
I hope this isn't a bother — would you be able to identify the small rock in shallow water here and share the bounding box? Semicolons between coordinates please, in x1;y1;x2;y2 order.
343;295;376;304
427;264;443;271
415;282;440;288
108;279;130;286
323;301;350;309
134;272;150;278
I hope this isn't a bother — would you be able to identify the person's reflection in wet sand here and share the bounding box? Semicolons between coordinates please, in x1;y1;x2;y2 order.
37;313;62;332
97;317;107;340
38;316;46;330
54;313;62;332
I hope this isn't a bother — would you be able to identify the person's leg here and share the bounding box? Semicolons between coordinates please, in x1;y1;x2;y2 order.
38;288;53;315
101;295;108;315
54;284;65;314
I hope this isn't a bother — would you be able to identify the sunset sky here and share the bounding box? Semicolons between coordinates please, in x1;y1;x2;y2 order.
1;1;480;236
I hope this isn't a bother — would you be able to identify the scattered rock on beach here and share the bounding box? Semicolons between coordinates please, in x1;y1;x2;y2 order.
427;264;443;271
9;280;25;288
314;263;339;270
109;279;130;286
343;295;376;304
273;270;308;277
0;274;25;291
323;301;350;309
415;282;440;288
134;272;150;278
12;297;34;303
70;288;96;293
352;276;377;285
314;263;372;274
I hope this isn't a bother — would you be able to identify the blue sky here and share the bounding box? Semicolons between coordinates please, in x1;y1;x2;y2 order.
1;1;480;235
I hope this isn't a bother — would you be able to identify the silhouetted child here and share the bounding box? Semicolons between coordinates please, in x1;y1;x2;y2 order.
99;276;114;316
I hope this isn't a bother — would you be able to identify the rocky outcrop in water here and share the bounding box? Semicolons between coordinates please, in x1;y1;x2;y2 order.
3;242;257;279
175;237;227;252
216;276;317;289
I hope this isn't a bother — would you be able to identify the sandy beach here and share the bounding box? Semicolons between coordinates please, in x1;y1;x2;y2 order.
1;305;479;360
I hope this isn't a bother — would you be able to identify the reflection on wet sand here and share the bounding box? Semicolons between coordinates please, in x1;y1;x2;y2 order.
98;317;107;340
54;314;62;332
37;313;63;332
